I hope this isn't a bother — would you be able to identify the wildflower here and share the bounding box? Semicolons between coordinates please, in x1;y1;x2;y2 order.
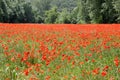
64;75;68;79
92;59;95;63
29;76;38;80
11;57;15;62
16;67;19;71
114;57;119;67
85;58;88;62
5;78;10;80
92;68;100;75
46;60;50;66
74;52;80;56
79;61;84;65
21;52;30;62
45;75;50;80
71;76;76;80
17;53;21;58
101;71;107;77
103;66;109;71
42;55;47;61
24;69;29;76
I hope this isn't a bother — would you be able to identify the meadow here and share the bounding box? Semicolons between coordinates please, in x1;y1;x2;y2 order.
0;23;120;80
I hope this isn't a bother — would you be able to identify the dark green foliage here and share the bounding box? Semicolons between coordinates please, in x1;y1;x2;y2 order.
0;0;120;23
70;7;79;24
101;0;117;23
23;2;35;23
77;0;91;24
56;9;71;24
35;0;51;19
0;0;35;23
113;0;120;23
88;0;103;23
45;7;58;24
0;0;9;22
51;0;77;12
8;0;26;23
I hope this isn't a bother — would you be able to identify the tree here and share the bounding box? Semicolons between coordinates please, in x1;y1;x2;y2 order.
0;0;120;23
56;8;71;23
23;2;35;23
113;0;120;23
88;0;103;23
35;0;51;20
70;7;79;24
34;11;44;23
7;0;25;23
101;0;117;23
3;0;35;23
0;5;4;22
77;0;90;24
51;0;77;12
45;7;58;24
0;0;9;22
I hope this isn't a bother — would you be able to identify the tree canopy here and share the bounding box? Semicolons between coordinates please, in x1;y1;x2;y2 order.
0;0;120;23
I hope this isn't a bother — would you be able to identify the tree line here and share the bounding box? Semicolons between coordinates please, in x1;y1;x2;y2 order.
0;0;120;24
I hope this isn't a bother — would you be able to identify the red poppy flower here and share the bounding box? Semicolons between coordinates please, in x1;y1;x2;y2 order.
101;71;107;77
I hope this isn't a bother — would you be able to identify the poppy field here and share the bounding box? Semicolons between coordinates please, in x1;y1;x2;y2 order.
0;23;120;80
